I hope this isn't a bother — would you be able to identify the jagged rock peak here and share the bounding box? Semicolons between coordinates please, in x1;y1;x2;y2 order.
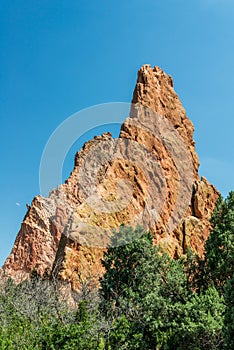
1;65;219;290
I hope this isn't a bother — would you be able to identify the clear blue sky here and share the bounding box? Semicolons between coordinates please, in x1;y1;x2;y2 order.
0;0;234;266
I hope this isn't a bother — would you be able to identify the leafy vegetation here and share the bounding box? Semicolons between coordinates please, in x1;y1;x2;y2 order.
0;192;233;349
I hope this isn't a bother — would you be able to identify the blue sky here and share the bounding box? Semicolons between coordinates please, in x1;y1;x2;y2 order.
0;0;234;266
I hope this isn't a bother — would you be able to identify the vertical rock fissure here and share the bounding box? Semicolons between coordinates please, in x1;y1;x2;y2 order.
182;220;186;255
51;216;73;279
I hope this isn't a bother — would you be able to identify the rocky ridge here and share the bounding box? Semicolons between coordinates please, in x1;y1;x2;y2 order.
1;65;219;289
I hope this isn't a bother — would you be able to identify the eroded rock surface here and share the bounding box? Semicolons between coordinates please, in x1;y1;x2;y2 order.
1;65;219;288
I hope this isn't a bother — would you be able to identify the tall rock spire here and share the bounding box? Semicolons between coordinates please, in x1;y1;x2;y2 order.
1;65;219;289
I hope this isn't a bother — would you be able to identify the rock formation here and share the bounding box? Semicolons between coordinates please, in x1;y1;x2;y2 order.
1;65;219;289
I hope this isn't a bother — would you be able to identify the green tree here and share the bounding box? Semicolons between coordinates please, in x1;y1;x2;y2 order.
204;191;234;292
0;276;105;350
223;275;234;349
100;225;226;349
100;225;158;305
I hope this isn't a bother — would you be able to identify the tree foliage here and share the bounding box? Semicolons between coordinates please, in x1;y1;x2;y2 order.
0;192;234;349
203;192;234;292
99;225;225;349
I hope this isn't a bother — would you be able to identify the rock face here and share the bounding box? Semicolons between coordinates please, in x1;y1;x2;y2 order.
1;65;220;288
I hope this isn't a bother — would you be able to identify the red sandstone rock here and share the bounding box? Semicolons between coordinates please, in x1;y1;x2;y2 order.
1;65;220;288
